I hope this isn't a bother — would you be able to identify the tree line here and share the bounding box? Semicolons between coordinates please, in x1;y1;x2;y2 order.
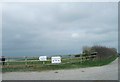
75;45;117;60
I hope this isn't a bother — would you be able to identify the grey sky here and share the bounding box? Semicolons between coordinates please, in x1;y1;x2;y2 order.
2;2;118;56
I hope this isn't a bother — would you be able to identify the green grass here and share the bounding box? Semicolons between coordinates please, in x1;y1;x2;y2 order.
1;55;117;72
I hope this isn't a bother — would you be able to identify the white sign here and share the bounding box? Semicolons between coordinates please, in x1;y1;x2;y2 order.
39;56;47;61
51;56;61;64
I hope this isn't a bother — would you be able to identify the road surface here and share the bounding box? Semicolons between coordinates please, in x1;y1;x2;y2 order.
2;58;118;80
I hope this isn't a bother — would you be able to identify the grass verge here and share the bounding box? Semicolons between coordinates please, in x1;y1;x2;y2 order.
1;55;117;72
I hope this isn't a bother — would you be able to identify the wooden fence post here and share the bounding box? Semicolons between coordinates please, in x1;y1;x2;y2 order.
25;56;27;66
80;55;83;63
7;57;9;66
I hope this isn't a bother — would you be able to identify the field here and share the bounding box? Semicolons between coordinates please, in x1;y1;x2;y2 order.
1;55;117;72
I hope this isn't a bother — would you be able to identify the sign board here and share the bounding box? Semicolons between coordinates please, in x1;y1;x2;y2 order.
51;56;61;64
39;56;47;61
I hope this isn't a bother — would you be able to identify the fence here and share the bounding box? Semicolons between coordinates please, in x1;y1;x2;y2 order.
0;55;97;66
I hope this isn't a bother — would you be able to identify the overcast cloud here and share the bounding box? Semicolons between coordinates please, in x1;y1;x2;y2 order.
2;2;118;56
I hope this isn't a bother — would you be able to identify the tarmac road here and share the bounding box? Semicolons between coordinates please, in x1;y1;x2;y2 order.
2;58;118;80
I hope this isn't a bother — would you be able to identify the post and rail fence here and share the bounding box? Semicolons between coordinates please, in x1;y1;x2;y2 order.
0;55;97;66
